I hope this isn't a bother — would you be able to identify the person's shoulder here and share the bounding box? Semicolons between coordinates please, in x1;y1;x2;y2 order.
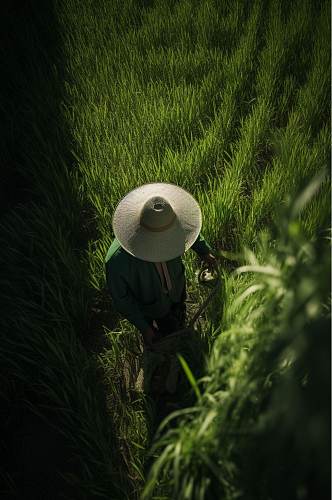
105;238;132;269
105;238;124;264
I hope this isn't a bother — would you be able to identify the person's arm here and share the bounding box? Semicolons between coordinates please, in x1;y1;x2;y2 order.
106;262;151;333
191;232;213;257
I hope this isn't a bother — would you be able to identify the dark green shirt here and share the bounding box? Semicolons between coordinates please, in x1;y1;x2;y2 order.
105;232;213;333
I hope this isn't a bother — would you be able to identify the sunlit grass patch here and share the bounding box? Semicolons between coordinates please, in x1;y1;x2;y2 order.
2;0;330;497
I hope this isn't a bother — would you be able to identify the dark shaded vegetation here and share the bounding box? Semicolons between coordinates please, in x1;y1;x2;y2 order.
0;2;124;499
1;0;329;498
1;1;82;497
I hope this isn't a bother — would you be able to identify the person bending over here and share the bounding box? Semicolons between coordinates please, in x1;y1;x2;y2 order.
105;182;218;347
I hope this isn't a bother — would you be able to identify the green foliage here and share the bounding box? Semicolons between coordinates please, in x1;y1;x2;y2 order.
2;0;330;498
178;354;202;401
143;176;330;500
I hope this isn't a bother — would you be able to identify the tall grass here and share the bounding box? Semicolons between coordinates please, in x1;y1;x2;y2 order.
56;0;330;497
0;2;128;498
142;176;330;500
1;0;330;498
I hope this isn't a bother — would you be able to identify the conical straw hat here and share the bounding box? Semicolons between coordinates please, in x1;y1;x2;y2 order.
112;182;202;262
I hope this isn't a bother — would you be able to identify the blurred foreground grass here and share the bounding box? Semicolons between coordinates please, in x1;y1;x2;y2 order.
0;0;330;498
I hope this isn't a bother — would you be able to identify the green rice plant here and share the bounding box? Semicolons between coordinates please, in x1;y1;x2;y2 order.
1;4;140;497
256;0;314;104
214;0;326;249
142;174;330;500
3;0;329;498
295;4;330;137
0;204;128;497
243;119;330;247
97;325;150;494
242;0;330;246
59;0;266;251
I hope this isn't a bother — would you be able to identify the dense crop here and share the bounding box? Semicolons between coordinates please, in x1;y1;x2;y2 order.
1;0;330;499
143;178;330;499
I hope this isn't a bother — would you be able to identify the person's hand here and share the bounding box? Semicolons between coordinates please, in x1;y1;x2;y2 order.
201;252;218;271
142;326;158;347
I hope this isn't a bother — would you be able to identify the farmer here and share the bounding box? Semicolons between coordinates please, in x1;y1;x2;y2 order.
105;182;218;347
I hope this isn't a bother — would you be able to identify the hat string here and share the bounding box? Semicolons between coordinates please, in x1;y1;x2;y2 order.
154;262;173;293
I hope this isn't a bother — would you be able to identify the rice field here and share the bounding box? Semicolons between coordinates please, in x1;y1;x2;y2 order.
0;0;330;499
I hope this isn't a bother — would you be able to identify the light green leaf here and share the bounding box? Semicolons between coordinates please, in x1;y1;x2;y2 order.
177;354;201;401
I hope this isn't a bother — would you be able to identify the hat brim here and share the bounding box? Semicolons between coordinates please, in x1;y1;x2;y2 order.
112;182;202;262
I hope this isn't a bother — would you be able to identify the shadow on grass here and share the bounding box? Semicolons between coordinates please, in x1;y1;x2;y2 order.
0;1;123;498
